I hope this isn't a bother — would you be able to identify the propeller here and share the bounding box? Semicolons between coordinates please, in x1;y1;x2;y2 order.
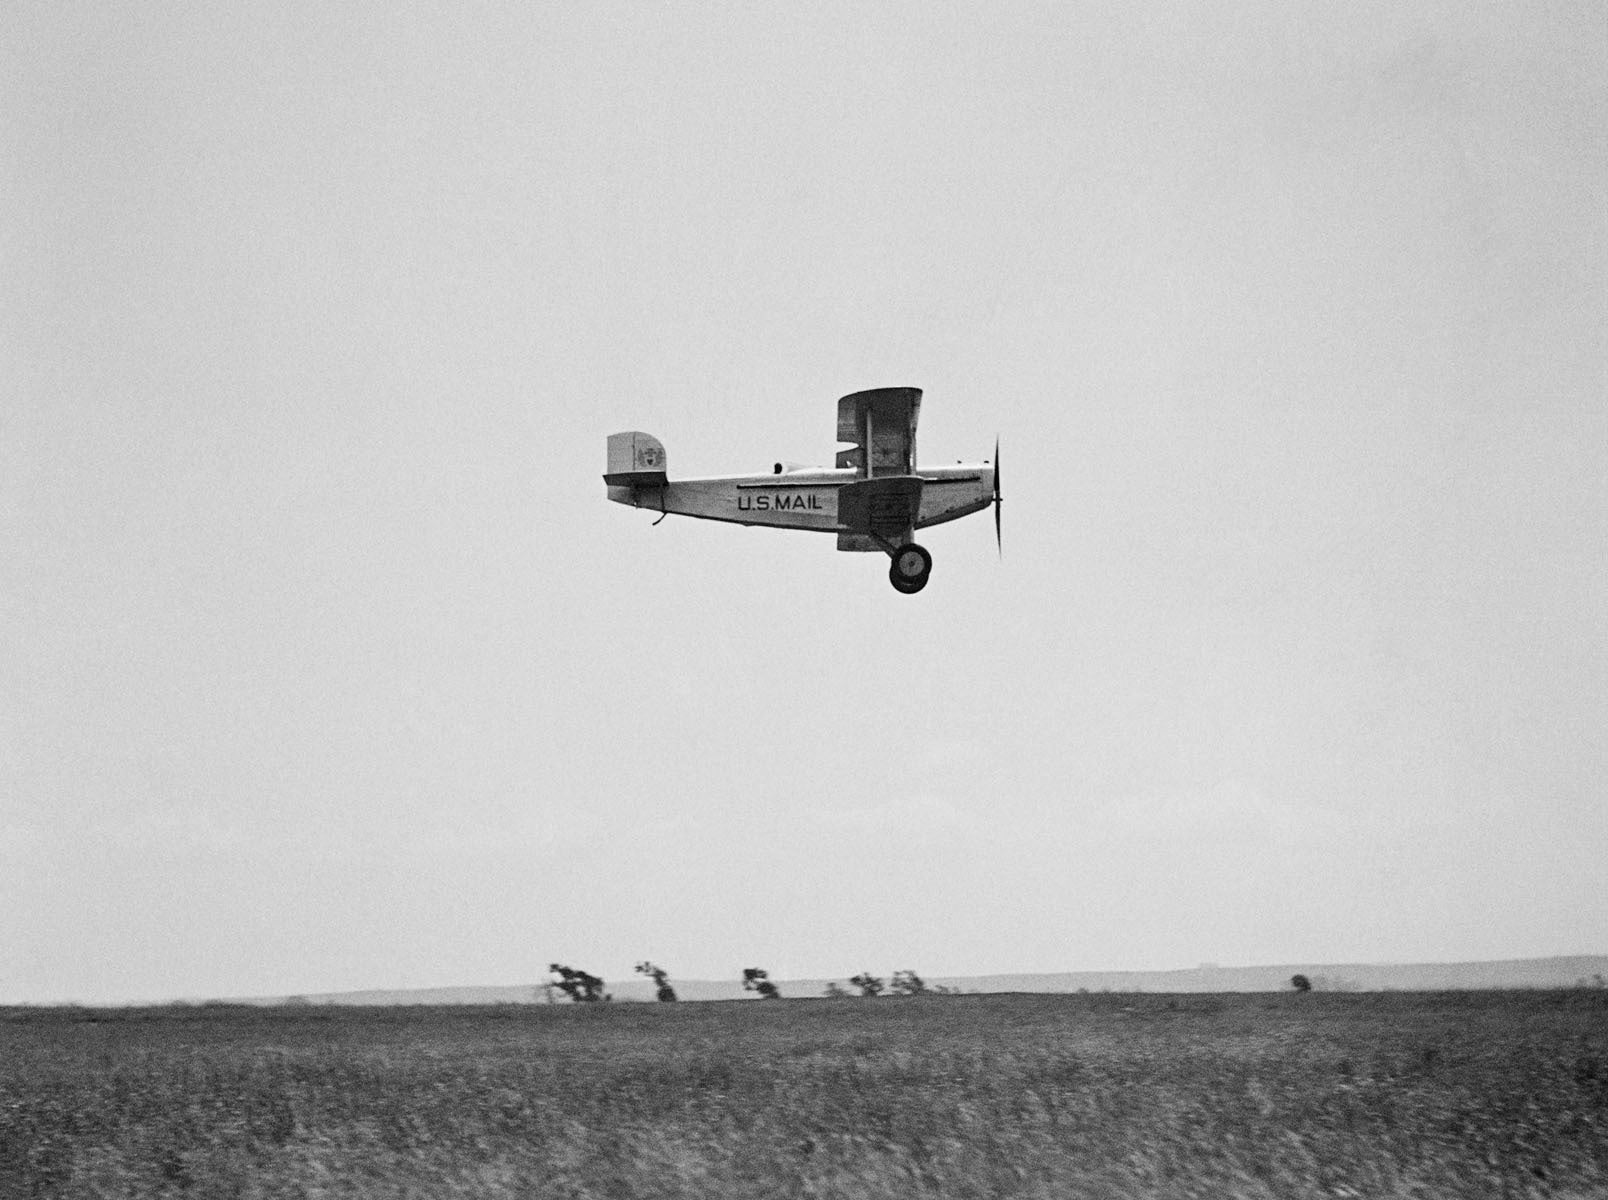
992;436;1002;556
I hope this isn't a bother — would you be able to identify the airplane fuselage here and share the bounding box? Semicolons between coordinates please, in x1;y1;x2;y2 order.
606;464;993;535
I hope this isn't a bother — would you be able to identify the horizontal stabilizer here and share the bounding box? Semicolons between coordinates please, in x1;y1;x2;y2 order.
604;431;668;486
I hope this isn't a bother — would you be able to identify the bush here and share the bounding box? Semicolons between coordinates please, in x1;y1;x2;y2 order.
849;973;884;998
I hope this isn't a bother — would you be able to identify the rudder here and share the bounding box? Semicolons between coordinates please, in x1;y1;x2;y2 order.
604;431;668;486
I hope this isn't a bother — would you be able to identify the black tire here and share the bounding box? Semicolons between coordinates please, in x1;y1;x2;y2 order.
891;542;932;583
889;562;929;593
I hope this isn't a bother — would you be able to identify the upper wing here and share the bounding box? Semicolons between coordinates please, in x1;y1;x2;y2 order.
835;387;922;476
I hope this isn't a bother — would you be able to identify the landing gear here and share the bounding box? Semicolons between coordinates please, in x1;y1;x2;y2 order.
888;542;932;594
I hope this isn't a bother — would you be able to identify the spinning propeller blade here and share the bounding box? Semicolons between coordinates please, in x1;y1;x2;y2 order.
993;437;1002;556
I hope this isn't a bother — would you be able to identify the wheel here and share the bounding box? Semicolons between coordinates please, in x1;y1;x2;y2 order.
889;568;928;594
891;542;932;583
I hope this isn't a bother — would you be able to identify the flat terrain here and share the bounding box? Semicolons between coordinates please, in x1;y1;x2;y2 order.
4;990;1605;1198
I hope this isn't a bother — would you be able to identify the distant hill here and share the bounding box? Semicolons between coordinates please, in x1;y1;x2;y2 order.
260;955;1608;1006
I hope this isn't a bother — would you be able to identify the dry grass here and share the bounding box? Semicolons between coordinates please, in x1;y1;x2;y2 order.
3;990;1605;1198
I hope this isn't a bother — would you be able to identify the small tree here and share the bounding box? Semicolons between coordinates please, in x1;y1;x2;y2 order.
823;981;850;998
742;968;780;999
890;969;927;997
635;961;677;1002
849;972;885;998
549;963;607;1003
1290;974;1312;993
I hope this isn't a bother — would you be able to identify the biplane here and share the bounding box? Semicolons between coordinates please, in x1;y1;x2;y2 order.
604;387;1000;593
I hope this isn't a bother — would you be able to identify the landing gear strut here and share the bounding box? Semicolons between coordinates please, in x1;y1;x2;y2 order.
888;542;932;594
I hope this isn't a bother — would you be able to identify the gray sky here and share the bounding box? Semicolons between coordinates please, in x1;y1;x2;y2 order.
4;2;1604;1004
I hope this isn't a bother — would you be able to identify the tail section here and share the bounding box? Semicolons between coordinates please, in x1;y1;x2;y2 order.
603;432;668;486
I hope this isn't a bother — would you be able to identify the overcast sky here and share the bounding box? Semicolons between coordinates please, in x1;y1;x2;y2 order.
4;2;1604;1004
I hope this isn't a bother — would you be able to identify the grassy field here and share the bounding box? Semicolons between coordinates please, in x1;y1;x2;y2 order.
3;990;1605;1198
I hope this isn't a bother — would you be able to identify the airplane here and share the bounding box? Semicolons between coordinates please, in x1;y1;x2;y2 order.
603;386;1000;593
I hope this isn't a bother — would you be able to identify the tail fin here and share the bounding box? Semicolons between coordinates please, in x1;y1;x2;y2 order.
603;432;668;486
